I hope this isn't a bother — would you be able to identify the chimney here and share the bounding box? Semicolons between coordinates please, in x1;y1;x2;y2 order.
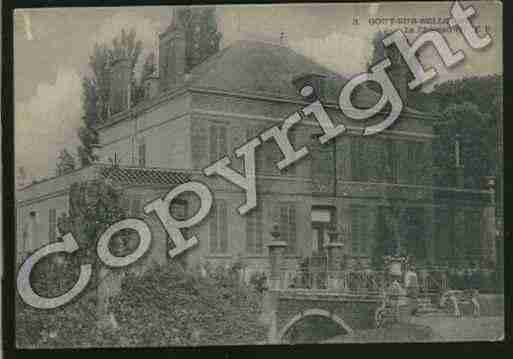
159;14;187;92
292;73;327;102
385;44;408;103
109;57;132;115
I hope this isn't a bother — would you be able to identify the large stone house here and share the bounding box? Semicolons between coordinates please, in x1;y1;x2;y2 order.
16;18;498;280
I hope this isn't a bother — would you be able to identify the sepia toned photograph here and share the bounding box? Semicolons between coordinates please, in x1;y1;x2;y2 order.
13;1;503;348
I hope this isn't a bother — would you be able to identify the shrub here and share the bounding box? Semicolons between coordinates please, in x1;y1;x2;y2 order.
107;262;267;346
15;293;115;348
17;261;268;348
249;271;268;293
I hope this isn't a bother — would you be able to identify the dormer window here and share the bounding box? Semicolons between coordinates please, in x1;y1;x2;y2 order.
292;73;327;102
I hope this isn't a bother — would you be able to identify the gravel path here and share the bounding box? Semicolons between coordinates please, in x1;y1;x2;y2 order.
409;316;504;342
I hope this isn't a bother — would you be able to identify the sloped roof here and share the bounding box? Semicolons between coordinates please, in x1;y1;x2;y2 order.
99;166;191;186
186;40;383;108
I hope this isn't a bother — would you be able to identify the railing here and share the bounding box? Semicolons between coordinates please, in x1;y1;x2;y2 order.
281;269;387;295
417;269;449;294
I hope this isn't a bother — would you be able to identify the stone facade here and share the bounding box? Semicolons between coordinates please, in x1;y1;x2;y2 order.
15;39;497;281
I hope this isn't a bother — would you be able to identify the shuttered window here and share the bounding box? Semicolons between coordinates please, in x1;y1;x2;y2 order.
351;137;368;181
246;125;264;173
48;208;56;243
313;142;335;178
192;120;208;168
282;129;297;176
351;205;373;256
435;207;452;261
246;206;264;254
210;199;228;254
385;140;398;183
404;207;426;260
270;202;297;255
282;204;297;254
464;209;482;258
366;138;382;182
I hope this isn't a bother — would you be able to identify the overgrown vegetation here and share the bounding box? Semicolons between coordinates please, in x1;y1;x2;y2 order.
16;262;267;348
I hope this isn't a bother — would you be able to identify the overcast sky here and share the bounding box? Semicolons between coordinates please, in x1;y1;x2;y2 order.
14;2;502;180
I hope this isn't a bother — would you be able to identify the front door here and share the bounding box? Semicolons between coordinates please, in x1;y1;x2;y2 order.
311;207;334;255
312;224;329;256
310;207;335;289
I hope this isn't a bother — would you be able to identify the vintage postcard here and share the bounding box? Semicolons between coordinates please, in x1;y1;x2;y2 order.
13;1;503;347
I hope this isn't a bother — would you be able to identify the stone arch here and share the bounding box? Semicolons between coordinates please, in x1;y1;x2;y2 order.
277;308;353;343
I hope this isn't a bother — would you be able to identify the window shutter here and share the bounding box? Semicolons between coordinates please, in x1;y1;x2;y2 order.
464;209;481;258
351;205;365;255
284;129;297;176
435;207;451;261
48;208;56;243
246;212;255;254
246;205;263;254
277;202;297;255
210;202;218;253
407;142;416;184
219;200;228;253
376;138;387;182
288;204;297;254
138;142;146;167
414;142;426;185
247;125;264;172
366;138;380;182
192;120;208;168
359;206;369;256
351;138;367;181
255;208;263;254
397;141;410;184
209;125;218;163
350;138;359;181
219;126;227;158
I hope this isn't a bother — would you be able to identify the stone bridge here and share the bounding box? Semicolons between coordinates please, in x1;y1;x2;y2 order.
262;289;384;343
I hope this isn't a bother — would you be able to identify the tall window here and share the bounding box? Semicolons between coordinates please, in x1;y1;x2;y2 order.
403;207;426;260
282;128;297;176
246;206;264;255
246;125;264;172
209;124;227;163
351;204;370;256
434;207;452;261
48;208;56;243
210;199;228;254
313;142;335;178
138;141;146;167
271;202;297;255
385;140;398;183
351;138;368;181
464;209;482;259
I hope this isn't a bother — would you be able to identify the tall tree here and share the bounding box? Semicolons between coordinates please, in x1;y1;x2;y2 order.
57;180;128;282
141;52;156;81
434;102;493;188
77;29;143;166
